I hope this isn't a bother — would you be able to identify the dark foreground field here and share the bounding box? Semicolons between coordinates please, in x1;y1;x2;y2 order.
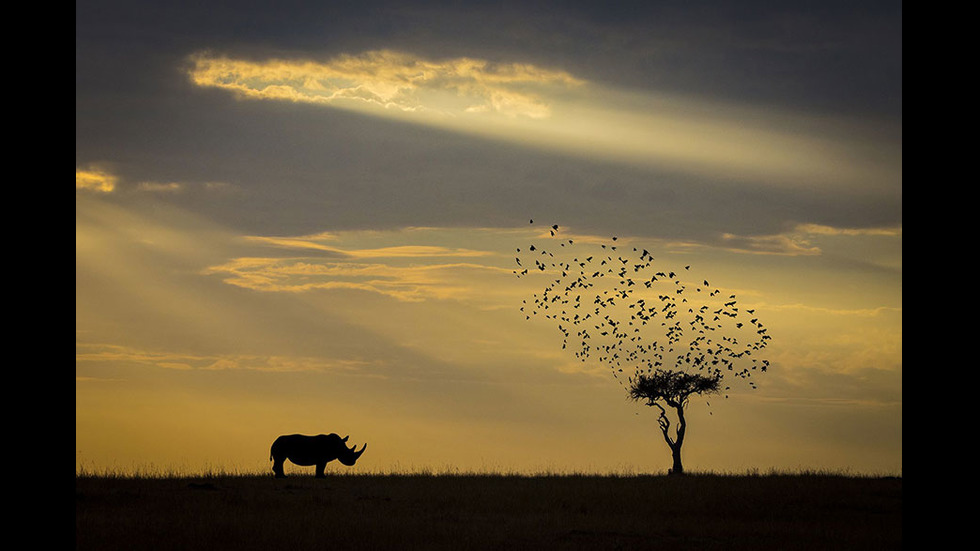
76;473;901;550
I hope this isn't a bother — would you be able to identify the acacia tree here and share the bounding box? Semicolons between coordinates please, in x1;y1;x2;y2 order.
628;370;721;474
516;222;770;474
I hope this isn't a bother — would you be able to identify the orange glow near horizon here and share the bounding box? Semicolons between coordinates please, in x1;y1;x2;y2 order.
76;193;901;475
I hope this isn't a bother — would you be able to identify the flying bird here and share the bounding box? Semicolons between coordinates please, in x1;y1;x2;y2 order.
516;222;770;393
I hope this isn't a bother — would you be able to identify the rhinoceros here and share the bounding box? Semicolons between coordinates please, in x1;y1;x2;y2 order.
270;433;367;478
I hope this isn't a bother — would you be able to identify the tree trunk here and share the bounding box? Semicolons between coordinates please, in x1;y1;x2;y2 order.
669;402;687;475
655;400;688;475
670;444;684;475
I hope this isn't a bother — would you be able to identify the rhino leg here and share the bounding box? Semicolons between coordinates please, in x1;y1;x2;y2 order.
315;462;327;478
272;458;286;478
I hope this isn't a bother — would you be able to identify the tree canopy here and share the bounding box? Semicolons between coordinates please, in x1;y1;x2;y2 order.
628;369;722;409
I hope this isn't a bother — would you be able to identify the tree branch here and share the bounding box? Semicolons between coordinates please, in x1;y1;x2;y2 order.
651;401;674;447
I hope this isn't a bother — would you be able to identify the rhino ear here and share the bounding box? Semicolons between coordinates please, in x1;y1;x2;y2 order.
342;435;349;442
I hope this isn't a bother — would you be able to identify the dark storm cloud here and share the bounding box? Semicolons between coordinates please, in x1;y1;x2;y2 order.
77;1;901;240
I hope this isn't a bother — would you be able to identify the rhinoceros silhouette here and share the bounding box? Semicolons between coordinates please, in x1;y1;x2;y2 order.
270;433;367;478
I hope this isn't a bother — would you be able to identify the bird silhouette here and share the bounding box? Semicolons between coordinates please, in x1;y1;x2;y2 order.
515;222;771;394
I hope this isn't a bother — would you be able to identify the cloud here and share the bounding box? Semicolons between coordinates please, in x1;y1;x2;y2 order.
76;166;117;193
194;226;560;305
187;49;583;120
76;165;239;196
208;229;511;302
203;256;508;303
244;233;493;259
795;223;902;237
719;232;823;256
759;303;902;318
76;342;369;373
716;222;902;256
137;181;184;193
75;376;125;383
187;50;900;196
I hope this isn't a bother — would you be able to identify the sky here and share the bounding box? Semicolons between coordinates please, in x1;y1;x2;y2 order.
76;1;902;476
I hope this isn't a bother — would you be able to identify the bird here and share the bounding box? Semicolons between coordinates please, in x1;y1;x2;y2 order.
516;222;770;394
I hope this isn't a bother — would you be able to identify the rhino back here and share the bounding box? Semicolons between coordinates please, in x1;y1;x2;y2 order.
272;434;341;465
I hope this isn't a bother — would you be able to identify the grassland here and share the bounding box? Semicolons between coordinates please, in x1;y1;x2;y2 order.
76;471;901;550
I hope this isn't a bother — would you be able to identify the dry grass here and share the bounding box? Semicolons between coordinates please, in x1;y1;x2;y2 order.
76;471;901;550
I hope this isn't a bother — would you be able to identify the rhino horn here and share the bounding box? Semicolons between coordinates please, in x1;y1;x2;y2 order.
353;443;367;459
338;442;367;466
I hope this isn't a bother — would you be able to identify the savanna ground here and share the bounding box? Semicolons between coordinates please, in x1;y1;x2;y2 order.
76;469;901;550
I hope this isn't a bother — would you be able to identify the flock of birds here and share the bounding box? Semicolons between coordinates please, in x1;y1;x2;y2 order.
515;221;771;394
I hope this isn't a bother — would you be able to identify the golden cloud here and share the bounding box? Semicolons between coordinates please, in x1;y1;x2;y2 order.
186;51;899;193
245;234;493;259
796;223;902;237
187;49;584;119
76;166;117;193
76;342;368;373
203;256;507;303
717;223;902;256
720;233;823;256
137;181;184;193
